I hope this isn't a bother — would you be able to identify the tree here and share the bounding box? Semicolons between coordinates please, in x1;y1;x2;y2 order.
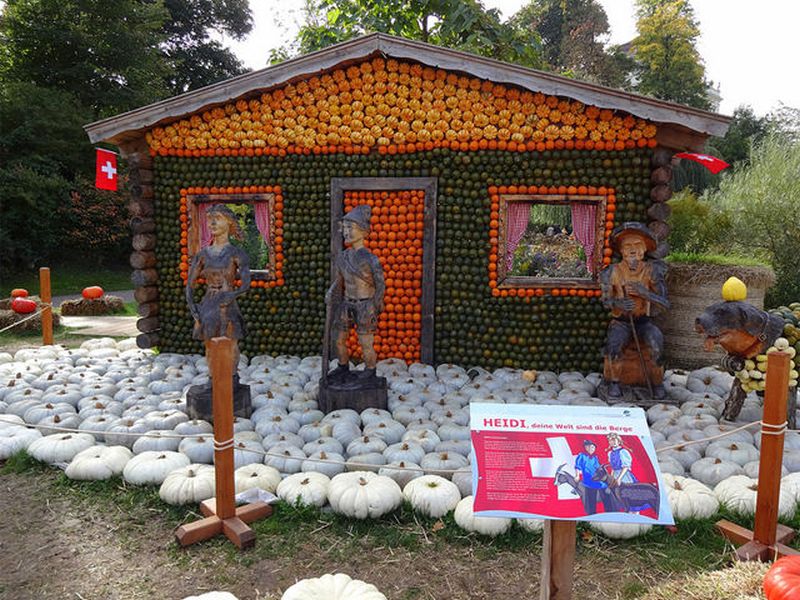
631;0;710;109
510;0;633;87
714;106;768;166
294;0;544;68
0;0;170;116
161;0;253;94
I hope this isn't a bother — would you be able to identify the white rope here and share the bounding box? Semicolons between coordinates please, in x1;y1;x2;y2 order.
759;420;788;436
0;308;47;334
654;420;762;453
213;437;235;451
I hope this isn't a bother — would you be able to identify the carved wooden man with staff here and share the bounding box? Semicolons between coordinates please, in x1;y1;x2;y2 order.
600;223;669;400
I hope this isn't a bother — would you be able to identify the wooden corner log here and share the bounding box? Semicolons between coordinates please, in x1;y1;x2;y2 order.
132;233;156;252
131;268;158;287
648;220;671;241
133;285;159;304
130;217;156;235
650;184;672;204
137;301;159;319
136;332;160;349
647;202;672;222
130;251;157;270
650;166;673;185
136;316;160;334
129;198;154;217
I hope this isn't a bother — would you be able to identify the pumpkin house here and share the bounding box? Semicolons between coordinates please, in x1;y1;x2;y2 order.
85;34;730;371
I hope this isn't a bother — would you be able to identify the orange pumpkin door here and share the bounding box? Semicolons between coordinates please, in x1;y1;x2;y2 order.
330;178;437;364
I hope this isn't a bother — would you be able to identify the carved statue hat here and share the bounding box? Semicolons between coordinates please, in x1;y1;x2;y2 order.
611;222;657;253
341;204;372;231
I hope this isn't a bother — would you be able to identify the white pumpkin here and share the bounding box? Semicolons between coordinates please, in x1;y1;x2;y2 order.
451;466;473;497
657;456;685;476
347;436;387;457
362;420;405;445
159;464;216;505
303;437;344;456
714;475;796;519
234;463;281;494
702;423;755;445
182;592;238;600
516;518;545;532
345;453;386;473
743;460;788;479
401;429;440;453
263;432;305;450
123;450;190;485
782;472;800;503
383;441;425;465
662;474;719;520
281;573;387;600
0;425;42;459
179;435;215;464
28;433;95;464
302;451;346;477
590;521;653;539
132;430;181;454
65;445;133;480
231;440;264;468
705;440;759;466
378;461;423;489
403;475;461;517
276;472;330;507
328;471;402;519
454;496;511;536
690;457;744;487
264;444;306;474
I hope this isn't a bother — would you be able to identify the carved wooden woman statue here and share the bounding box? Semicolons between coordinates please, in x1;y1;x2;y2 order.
185;204;251;353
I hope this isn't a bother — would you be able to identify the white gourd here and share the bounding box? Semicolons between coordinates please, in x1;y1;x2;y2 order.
303;437;344;456
783;450;800;473
743;460;788;479
362;420;405;445
65;445;133;480
383;441;425;465
435;440;472;457
179;435;215;464
590;521;653;539
328;471;402;519
347;436;387;457
159;464;216;505
378;461;423;489
690;457;744;487
451;466;473;497
263;432;305;450
0;426;42;459
265;445;306;474
657;456;685;476
28;433;95;464
421;451;469;478
276;472;330;507
403;475;461;517
517;518;544;532
123;451;190;485
302;451;346;477
234;464;281;493
132;430;181;454
453;496;511;536
401;430;440;453
705;441;759;466
662;474;719;520
714;475;796;519
782;472;800;503
345;453;386;473
281;573;387;600
182;592;239;600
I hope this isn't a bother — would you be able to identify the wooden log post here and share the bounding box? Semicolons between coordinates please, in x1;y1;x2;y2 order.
716;350;799;560
540;520;577;600
174;336;271;549
39;267;53;345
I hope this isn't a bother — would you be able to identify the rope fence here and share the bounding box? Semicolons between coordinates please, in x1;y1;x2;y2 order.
0;305;51;335
2;414;798;475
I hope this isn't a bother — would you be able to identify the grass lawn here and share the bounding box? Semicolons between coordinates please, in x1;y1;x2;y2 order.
0;261;132;297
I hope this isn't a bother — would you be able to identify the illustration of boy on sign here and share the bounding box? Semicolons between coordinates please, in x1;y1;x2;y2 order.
574;440;608;515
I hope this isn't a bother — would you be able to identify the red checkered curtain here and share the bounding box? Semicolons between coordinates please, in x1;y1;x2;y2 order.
254;201;271;246
506;202;530;271
199;204;213;248
570;203;597;272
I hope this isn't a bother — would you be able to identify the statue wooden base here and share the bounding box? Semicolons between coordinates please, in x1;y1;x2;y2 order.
596;381;674;407
186;379;252;422
318;371;388;414
602;347;664;387
176;337;269;550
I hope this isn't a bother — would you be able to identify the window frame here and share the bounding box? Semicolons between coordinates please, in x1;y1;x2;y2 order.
496;193;608;290
186;192;278;280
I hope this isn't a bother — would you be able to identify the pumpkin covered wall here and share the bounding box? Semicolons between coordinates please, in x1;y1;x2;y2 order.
86;35;730;371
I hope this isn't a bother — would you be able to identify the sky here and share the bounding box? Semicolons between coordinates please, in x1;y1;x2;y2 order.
224;0;800;117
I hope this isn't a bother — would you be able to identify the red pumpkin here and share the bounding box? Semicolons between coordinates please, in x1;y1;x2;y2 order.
10;288;29;298
11;297;37;314
82;286;104;300
764;556;800;600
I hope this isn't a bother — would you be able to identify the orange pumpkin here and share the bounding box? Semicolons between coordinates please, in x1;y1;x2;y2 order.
763;556;800;600
11;297;36;314
10;288;28;298
82;286;104;300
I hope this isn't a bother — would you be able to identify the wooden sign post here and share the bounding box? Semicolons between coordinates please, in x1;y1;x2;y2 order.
175;336;271;550
39;267;53;345
717;351;800;560
540;520;577;599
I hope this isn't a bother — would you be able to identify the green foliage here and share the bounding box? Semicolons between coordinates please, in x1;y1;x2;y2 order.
714;106;769;167
294;0;545;68
665;252;769;268
666;188;730;253
632;0;710;109
710;134;800;306
510;0;633;87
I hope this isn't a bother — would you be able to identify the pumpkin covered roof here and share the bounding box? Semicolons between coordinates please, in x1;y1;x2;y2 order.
85;33;730;151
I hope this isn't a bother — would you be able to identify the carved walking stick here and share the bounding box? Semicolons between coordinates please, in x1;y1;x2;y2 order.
622;285;654;398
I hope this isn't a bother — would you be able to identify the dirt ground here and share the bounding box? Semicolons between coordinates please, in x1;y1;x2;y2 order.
0;468;720;600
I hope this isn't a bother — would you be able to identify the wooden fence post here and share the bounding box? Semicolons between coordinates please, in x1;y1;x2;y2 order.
540;520;577;599
39;267;53;345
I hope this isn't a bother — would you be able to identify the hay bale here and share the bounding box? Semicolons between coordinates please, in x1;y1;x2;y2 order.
640;561;767;600
661;263;775;369
0;301;61;332
59;295;125;316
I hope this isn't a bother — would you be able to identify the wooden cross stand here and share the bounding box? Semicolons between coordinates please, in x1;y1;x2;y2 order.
716;351;800;560
540;520;578;599
175;336;271;549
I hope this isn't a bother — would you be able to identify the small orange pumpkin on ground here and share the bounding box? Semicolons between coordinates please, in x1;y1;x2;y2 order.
10;288;28;298
82;286;105;300
763;556;800;600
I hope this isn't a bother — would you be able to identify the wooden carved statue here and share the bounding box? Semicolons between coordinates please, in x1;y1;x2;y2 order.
185;203;252;420
600;222;669;401
695;279;785;421
319;204;388;413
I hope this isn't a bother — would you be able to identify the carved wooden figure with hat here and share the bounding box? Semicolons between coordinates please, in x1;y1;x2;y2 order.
599;222;669;402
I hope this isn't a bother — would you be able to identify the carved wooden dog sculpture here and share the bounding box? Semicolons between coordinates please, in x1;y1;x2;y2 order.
695;301;783;359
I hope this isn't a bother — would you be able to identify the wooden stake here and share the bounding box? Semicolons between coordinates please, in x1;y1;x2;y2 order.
175;336;271;549
540;520;576;599
716;351;799;560
39;267;53;345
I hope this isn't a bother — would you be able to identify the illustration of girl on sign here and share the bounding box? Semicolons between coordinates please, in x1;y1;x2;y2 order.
607;432;636;486
595;432;659;514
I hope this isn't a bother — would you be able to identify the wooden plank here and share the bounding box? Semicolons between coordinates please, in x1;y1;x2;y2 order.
753;352;791;546
174;515;222;547
735;540;771;562
222;516;256;550
540;520;576;600
209;337;236;521
716;519;754;546
236;502;273;523
775;543;800;558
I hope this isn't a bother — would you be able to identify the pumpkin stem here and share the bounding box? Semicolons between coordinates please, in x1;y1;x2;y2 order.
301;478;310;485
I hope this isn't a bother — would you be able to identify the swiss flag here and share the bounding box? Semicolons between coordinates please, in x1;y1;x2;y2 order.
95;148;118;191
675;152;730;174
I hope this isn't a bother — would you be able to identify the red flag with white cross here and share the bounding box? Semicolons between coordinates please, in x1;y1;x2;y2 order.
674;152;730;174
95;148;118;191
